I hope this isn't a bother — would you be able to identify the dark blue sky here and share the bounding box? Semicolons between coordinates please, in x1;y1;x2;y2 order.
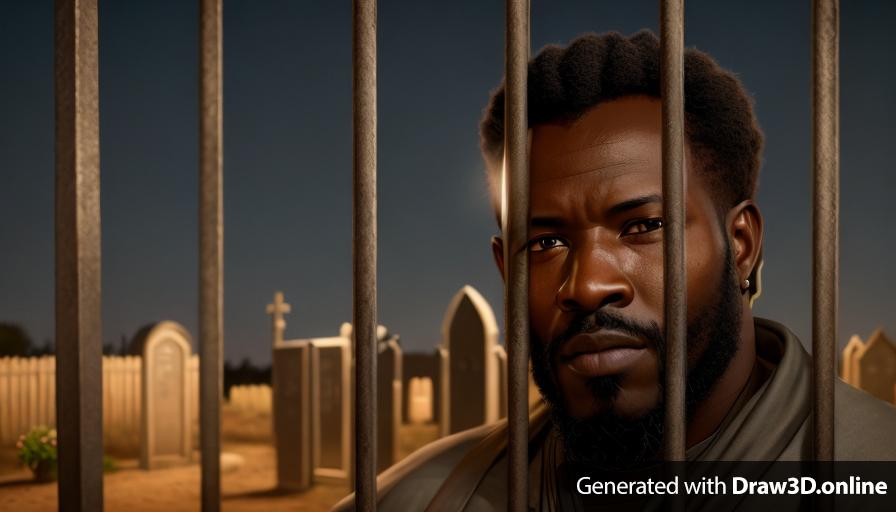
1;1;894;364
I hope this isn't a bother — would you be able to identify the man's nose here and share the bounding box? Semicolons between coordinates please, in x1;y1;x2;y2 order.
556;245;634;313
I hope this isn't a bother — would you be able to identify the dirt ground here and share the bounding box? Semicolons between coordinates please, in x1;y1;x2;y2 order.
0;407;440;511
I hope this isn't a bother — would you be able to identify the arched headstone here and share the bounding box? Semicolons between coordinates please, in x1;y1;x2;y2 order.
440;285;499;435
840;334;865;385
135;321;192;469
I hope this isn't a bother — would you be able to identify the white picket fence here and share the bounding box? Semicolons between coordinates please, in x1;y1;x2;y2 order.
0;355;199;446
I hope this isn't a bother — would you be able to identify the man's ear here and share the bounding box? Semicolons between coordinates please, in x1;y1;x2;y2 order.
726;200;763;290
491;236;506;282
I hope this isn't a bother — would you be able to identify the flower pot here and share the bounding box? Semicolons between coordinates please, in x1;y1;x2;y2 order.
33;460;57;483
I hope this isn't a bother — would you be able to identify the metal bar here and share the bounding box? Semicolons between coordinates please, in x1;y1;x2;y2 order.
199;0;223;509
504;0;530;509
660;0;687;462
812;0;838;462
54;1;102;510
353;0;377;509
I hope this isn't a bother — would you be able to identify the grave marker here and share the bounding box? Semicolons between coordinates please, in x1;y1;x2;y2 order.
441;285;499;435
310;336;353;484
840;334;865;385
136;321;192;469
272;340;312;490
377;337;402;471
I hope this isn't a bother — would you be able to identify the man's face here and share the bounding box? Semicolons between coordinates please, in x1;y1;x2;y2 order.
520;96;741;459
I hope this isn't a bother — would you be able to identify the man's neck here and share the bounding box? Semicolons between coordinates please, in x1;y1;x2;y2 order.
685;311;766;448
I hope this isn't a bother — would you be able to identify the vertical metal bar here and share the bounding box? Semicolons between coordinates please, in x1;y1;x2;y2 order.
504;0;530;509
660;0;687;462
54;1;102;510
812;0;838;462
199;0;223;510
353;0;377;509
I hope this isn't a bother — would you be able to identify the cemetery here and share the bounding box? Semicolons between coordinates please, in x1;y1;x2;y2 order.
0;285;539;510
3;278;892;510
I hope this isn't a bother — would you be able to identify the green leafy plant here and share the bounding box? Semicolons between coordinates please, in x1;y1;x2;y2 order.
15;426;116;481
16;426;57;481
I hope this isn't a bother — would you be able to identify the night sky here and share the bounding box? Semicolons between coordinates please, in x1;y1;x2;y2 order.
1;1;894;364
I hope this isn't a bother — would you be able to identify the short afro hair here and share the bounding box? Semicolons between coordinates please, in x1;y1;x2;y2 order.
480;30;763;212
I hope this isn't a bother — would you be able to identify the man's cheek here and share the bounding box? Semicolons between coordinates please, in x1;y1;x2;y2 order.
529;270;562;339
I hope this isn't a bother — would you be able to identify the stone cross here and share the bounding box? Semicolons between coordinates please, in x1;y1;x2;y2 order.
266;291;292;346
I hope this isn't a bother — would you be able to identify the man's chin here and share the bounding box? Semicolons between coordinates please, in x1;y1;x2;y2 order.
549;400;667;469
560;377;662;421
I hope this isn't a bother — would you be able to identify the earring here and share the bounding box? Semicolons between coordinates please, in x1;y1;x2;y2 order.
742;278;750;291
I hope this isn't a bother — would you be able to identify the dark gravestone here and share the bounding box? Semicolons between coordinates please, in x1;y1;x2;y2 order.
377;338;402;471
441;285;500;435
272;340;312;490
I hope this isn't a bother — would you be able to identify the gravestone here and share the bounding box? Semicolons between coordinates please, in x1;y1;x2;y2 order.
840;334;865;385
272;339;312;490
853;330;896;403
136;321;192;469
441;285;500;435
268;292;314;490
377;337;402;471
494;344;508;419
402;350;442;424
339;322;404;472
408;377;434;424
310;335;353;484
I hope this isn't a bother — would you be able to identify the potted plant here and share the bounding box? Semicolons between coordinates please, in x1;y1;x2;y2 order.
16;426;57;482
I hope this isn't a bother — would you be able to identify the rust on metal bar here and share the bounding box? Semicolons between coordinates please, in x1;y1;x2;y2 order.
353;0;378;509
660;0;687;462
504;0;530;509
54;1;103;510
199;0;224;510
812;0;839;462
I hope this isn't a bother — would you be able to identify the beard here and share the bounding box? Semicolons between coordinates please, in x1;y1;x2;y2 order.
530;245;742;470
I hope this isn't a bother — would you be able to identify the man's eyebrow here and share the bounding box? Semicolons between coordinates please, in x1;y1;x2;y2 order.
606;194;662;217
530;216;567;229
529;194;662;228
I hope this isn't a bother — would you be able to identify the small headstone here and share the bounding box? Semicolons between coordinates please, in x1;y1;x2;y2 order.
310;335;353;484
441;285;500;435
272;340;312;491
220;452;245;473
136;321;192;469
402;350;443;425
408;377;434;424
377;337;402;471
840;334;865;385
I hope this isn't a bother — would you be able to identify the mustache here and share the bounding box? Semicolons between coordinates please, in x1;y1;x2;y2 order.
551;310;665;358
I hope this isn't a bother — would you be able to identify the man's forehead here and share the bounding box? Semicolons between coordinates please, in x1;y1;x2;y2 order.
530;96;663;183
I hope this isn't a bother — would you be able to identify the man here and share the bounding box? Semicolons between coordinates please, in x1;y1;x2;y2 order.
335;30;896;511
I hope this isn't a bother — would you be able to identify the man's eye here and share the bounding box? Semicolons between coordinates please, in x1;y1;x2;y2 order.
621;218;664;236
528;236;566;252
